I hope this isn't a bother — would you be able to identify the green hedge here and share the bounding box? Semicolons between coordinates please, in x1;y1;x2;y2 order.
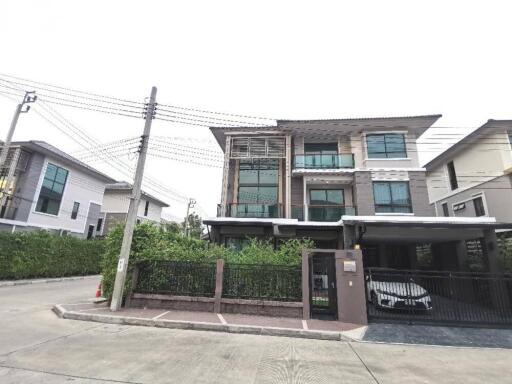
0;231;104;280
101;223;312;300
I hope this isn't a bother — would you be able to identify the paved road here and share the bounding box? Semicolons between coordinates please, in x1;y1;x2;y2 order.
1;278;512;383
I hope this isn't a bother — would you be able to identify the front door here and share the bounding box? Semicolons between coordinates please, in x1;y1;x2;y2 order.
310;254;338;320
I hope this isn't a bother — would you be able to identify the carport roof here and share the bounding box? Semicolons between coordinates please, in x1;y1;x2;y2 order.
341;215;512;229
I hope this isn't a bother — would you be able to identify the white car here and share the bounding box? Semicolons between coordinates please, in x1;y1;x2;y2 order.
366;273;432;311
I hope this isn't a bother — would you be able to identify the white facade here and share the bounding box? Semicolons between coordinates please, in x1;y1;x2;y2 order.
101;191;164;223
26;156;106;234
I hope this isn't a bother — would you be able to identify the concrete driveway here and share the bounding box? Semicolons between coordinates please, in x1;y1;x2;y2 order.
1;278;512;383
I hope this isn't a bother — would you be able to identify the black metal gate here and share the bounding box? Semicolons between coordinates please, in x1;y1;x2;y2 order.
310;254;337;320
364;268;512;327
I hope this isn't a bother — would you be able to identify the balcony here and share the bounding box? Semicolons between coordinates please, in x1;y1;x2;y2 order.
293;153;354;169
226;203;283;218
292;205;357;222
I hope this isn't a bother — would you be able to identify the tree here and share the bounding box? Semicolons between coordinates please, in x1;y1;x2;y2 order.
162;221;182;235
182;213;203;238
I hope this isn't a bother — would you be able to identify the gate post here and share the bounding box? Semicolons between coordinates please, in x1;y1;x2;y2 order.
302;249;311;320
334;249;368;325
214;259;225;313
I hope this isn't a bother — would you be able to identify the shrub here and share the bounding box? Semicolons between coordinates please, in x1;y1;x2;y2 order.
101;223;313;299
0;231;104;280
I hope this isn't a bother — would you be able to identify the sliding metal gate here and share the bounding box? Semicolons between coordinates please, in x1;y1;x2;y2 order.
364;268;512;327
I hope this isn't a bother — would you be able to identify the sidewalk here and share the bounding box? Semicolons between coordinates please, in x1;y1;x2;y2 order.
0;275;100;288
53;302;368;341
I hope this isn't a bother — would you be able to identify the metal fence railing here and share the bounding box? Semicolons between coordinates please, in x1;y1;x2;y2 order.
135;260;217;297
365;268;512;327
222;263;302;302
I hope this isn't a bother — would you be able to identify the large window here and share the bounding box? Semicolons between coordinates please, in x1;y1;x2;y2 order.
447;161;458;190
35;163;68;216
235;159;279;217
366;134;407;158
373;181;412;213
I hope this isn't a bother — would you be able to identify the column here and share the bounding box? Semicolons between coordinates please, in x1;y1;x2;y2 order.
220;137;231;217
285;135;292;218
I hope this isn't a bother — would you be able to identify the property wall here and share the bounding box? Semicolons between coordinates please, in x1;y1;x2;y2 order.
26;156;106;235
426;131;512;203
13;152;45;222
433;175;512;221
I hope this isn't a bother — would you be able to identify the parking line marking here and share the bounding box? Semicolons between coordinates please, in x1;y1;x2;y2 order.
152;311;170;320
302;320;308;330
217;313;227;325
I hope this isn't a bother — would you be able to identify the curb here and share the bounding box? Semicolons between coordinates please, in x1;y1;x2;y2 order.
52;305;350;342
0;275;101;288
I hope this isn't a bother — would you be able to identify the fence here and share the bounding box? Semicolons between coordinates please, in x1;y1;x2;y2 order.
135;260;217;297
134;260;302;302
365;268;512;327
222;263;302;302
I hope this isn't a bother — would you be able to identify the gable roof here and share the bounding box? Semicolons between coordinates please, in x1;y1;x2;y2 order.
11;140;116;183
210;114;442;152
423;119;512;170
105;181;170;207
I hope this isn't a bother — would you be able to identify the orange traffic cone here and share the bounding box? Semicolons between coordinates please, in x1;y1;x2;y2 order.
95;282;102;298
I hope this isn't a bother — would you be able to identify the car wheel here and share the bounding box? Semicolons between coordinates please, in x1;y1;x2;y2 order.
371;292;379;308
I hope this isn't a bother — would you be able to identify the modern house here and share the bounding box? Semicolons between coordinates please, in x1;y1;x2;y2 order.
0;140;116;238
99;181;169;236
204;115;511;270
425;119;512;221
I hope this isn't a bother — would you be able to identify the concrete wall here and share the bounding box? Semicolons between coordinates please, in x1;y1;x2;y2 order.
433;174;512;221
26;156;106;236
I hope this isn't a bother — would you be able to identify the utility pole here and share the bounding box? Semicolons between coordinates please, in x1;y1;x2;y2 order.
0;91;36;207
185;198;196;237
110;87;157;312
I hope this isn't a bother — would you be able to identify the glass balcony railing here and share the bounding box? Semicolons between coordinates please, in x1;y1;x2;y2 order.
292;205;356;222
293;153;354;169
227;203;282;218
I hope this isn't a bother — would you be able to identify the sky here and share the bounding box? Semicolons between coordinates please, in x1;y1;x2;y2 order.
1;0;512;220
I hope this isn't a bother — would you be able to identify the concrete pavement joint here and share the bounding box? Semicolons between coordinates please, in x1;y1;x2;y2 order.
348;342;380;384
0;363;143;384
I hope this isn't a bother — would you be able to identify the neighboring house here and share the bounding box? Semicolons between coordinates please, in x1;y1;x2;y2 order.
99;182;169;236
0;140;116;238
204;115;511;274
425;120;512;221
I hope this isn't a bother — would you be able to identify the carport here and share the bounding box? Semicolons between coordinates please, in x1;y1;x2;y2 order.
341;216;512;327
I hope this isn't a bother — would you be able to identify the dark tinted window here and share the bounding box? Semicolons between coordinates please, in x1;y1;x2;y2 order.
96;218;103;232
441;202;449;217
473;197;485;217
447;161;458;190
71;202;80;220
144;201;149;216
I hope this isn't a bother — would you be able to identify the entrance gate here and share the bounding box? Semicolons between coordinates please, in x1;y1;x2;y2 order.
365;268;512;327
310;254;338;319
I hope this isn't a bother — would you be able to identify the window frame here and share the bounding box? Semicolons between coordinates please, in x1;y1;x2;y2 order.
447;161;458;190
373;181;413;213
308;189;345;206
366;133;407;159
237;159;279;204
35;163;69;216
71;201;80;220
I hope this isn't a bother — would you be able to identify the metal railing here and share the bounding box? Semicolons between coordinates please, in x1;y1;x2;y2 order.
365;268;512;327
226;203;282;218
291;205;356;221
294;153;354;169
135;260;217;297
223;263;302;302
